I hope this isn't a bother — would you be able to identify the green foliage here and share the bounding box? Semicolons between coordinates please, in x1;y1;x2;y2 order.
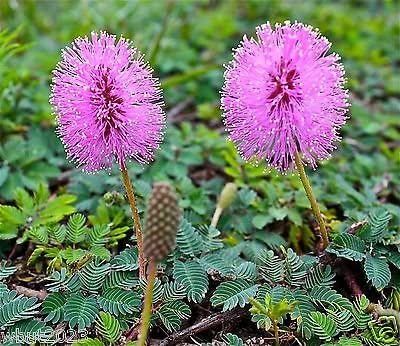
156;300;191;332
173;260;209;303
0;262;16;280
0;184;76;240
96;312;122;344
211;279;259;312
327;208;399;291
309;311;338;341
221;333;244;346
41;292;66;323
249;293;295;331
97;288;140;315
25;212;129;270
0;287;41;329
364;255;391;291
64;293;99;330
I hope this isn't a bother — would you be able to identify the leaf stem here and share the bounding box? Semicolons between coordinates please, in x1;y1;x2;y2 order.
294;152;329;249
138;260;157;346
120;162;146;279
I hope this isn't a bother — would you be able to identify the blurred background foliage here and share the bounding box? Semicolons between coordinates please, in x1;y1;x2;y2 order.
0;0;399;255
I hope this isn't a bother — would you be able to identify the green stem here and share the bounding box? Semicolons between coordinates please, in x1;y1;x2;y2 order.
272;320;279;346
120;162;146;279
294;152;329;249
138;260;157;346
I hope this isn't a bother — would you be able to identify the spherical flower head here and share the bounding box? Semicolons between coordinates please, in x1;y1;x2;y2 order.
50;31;165;172
221;22;349;172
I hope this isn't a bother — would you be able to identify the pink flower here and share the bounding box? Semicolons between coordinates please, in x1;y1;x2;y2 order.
50;31;164;172
221;22;349;172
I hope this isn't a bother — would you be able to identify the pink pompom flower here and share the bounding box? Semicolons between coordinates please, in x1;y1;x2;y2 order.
221;22;349;172
50;31;164;172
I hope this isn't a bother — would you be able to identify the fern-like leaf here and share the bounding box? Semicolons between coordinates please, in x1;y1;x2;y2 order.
176;218;204;257
42;292;66;323
156;300;191;332
96;311;122;343
309;286;352;312
97;288;140;315
110;248;138;271
221;333;244;346
0;292;40;329
327;233;366;261
359;208;392;242
235;261;258;281
6;319;53;343
351;295;371;330
28;226;49;244
211;279;259;311
198;252;235;278
64;293;98;330
66;214;87;244
329;310;354;332
102;271;139;290
258;250;284;283
46;269;81;293
364;254;391;290
162;280;187;302
87;225;110;247
304;265;335;289
79;261;110;294
284;248;307;286
309;311;337;341
173;260;208;303
0;262;16;281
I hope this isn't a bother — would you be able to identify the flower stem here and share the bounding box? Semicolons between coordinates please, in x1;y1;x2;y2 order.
120;162;146;279
294;152;329;249
138;260;157;346
211;206;223;228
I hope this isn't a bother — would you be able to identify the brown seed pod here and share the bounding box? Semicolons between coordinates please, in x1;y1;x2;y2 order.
143;182;181;262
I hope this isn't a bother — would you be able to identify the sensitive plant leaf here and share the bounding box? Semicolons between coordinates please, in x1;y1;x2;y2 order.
211;279;259;311
79;261;110;294
66;214;87;244
0;293;41;329
304;265;336;289
156;300;191;332
42;292;67;323
176;218;204;257
6;319;53;343
96;311;122;343
358;208;392;242
364;254;391;290
327;233;366;261
235;261;258;281
97;288;141;315
0;262;16;281
221;333;244;346
64;293;98;330
110;248;139;271
173;260;209;303
309;311;338;341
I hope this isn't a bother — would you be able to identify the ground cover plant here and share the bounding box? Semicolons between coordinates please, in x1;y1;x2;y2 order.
0;1;399;345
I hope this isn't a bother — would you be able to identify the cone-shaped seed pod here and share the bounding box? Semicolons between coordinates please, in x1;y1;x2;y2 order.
143;182;181;262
